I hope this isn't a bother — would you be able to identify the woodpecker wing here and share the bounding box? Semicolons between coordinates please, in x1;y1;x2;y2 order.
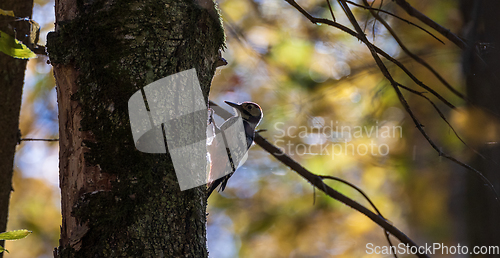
207;101;261;198
207;116;248;197
206;112;232;185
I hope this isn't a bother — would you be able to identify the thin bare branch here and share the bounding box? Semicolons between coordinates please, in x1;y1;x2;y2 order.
358;0;466;101
371;0;383;42
396;83;486;160
254;133;430;258
334;0;499;205
393;0;467;49
390;0;500;120
319;175;398;258
19;138;59;142
360;1;500;166
209;100;419;256
284;0;456;110
375;46;458;109
325;0;336;22
346;0;444;44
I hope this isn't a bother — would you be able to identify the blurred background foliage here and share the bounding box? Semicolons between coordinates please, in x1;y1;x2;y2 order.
6;0;489;257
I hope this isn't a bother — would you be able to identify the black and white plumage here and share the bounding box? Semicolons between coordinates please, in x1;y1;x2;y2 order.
207;101;263;198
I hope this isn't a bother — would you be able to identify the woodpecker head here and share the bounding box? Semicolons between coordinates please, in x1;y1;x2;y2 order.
225;101;263;129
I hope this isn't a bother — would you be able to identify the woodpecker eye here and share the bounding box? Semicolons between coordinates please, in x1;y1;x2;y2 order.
248;105;252;110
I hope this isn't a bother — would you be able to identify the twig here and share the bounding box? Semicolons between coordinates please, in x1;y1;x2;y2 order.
31;45;47;56
371;0;383;42
393;0;467;49
334;0;499;205
319;175;398;258
374;45;457;109
281;1;498;201
325;0;336;22
255;134;429;258
362;1;500;166
284;0;457;110
396;83;486;160
358;0;466;101
346;0;444;44
19;138;59;142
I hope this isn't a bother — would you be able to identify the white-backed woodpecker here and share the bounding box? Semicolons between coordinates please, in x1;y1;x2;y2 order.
207;101;263;197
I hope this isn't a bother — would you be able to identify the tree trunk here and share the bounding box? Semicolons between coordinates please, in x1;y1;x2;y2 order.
47;0;224;256
0;0;33;256
461;0;500;254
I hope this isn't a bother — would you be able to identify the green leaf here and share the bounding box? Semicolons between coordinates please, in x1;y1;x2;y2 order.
0;9;15;17
0;229;32;240
0;30;37;59
0;245;8;253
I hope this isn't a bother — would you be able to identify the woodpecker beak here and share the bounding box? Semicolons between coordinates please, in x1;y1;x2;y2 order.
225;101;241;110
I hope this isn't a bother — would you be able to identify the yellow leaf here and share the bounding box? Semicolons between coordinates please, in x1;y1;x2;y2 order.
0;9;15;17
0;229;32;240
0;30;37;59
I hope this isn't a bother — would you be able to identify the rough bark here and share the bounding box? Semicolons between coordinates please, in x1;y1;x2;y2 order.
47;0;224;256
0;0;34;255
461;0;500;254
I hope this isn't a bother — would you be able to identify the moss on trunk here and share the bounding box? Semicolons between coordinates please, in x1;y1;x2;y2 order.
47;0;224;256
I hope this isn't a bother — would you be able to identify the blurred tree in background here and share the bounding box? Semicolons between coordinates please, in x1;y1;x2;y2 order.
0;0;33;256
461;0;500;254
1;0;499;257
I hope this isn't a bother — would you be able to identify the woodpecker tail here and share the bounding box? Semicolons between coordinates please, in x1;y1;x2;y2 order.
207;173;233;198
